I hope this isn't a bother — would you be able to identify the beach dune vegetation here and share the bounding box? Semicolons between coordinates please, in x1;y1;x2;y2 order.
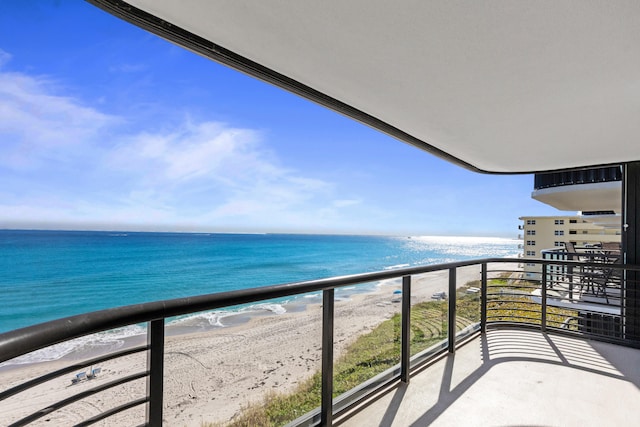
206;277;575;426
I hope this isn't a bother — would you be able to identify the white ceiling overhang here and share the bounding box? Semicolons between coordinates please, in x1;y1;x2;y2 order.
89;1;640;173
531;181;622;212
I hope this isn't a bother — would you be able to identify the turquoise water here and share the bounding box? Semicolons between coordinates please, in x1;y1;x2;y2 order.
0;230;518;364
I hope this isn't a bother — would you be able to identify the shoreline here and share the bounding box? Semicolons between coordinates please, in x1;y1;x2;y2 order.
0;278;386;371
0;263;516;426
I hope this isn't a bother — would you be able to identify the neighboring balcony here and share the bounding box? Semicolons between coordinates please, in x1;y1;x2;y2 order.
532;166;622;213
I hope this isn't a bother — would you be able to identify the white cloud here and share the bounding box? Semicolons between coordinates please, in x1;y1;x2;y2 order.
0;59;368;232
109;121;273;186
107;121;334;224
0;49;11;68
0;68;116;170
332;199;361;208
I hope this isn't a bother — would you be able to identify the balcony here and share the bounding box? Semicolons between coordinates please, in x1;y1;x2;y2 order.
534;166;622;190
1;258;639;426
340;328;640;426
532;167;622;212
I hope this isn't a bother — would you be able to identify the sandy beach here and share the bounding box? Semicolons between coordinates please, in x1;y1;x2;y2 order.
0;263;516;426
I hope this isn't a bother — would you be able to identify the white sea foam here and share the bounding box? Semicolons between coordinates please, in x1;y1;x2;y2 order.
384;263;411;270
168;310;237;328
167;303;287;330
203;312;229;327
376;278;402;288
0;325;146;367
247;303;287;315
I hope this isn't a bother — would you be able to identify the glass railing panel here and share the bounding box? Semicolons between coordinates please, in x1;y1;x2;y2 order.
163;295;322;426
408;271;449;359
0;328;148;426
486;264;544;326
454;265;483;340
331;280;402;408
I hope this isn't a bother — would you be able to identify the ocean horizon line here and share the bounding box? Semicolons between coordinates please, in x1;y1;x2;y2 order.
0;227;516;240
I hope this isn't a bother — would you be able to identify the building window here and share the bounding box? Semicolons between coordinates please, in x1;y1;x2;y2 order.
527;230;536;235
554;241;563;247
554;219;564;225
526;250;536;256
526;219;536;225
526;263;536;267
526;240;536;246
554;230;564;236
583;231;588;234
569;230;577;235
570;219;577;224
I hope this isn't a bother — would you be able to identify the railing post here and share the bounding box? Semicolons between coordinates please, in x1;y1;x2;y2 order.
321;289;335;426
401;275;411;383
448;268;457;353
541;265;548;333
481;263;487;332
147;319;165;427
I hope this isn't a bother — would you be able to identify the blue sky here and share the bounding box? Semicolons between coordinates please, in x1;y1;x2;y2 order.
0;1;561;237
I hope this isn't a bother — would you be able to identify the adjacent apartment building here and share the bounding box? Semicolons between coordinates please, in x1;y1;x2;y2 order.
519;165;622;279
519;214;621;279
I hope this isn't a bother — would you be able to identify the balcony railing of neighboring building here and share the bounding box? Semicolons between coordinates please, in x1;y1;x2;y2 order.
534;166;622;190
0;257;637;426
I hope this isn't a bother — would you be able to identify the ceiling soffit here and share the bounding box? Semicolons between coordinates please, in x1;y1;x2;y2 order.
89;0;640;174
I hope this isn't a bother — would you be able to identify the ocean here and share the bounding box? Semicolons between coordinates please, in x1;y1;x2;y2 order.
0;230;518;365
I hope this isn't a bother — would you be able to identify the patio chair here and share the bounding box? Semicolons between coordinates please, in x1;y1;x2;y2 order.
588;265;621;304
600;242;621;263
563;242;587;284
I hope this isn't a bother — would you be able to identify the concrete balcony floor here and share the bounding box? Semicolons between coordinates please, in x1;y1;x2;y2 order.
338;328;640;427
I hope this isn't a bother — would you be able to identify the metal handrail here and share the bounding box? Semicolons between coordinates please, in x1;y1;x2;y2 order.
0;257;503;364
1;257;638;426
534;165;622;190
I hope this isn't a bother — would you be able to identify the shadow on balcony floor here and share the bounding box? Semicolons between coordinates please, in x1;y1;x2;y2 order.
337;328;640;427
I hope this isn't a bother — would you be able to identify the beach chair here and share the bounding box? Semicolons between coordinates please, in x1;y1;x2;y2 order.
87;367;101;379
71;371;86;384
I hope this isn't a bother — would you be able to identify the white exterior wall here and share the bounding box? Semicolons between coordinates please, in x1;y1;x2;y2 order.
518;215;620;279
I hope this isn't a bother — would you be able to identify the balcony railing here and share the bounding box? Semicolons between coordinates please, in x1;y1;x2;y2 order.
534;166;622;190
1;257;638;426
